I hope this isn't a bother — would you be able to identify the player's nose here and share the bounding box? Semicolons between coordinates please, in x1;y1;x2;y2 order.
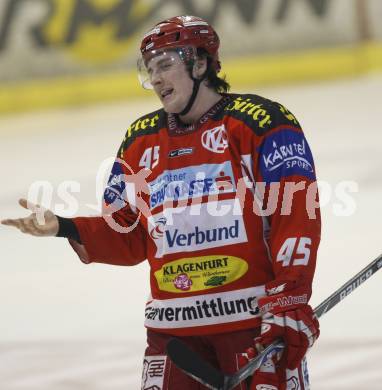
151;69;163;87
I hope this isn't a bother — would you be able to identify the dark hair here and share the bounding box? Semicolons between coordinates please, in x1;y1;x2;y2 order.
197;48;230;93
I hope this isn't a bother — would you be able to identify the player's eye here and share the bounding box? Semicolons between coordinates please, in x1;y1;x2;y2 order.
159;61;173;71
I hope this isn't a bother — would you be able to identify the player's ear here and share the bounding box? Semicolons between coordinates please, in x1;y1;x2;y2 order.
193;57;207;79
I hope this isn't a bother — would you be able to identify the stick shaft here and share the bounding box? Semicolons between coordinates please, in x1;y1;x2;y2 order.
314;253;382;318
225;253;382;389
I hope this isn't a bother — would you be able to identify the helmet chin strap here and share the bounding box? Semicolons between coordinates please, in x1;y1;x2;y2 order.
177;76;202;117
177;56;209;117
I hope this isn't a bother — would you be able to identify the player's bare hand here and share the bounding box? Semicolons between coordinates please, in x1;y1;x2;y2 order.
1;199;59;237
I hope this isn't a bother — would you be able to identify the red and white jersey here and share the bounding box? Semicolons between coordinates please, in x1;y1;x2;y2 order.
69;93;321;336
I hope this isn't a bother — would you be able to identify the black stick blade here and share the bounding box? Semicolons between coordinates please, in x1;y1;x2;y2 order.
166;338;224;390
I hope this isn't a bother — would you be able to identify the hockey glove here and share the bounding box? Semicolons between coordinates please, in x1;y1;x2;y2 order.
238;347;280;390
255;279;320;370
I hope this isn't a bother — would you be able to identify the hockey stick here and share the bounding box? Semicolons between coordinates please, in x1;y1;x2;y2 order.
167;253;382;390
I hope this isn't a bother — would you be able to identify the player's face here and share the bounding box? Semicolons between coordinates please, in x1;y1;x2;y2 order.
146;52;194;113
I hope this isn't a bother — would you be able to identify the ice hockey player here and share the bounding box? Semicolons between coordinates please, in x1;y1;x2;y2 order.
2;15;320;390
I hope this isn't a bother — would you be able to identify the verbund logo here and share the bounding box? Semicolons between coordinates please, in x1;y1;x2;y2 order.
148;199;248;258
202;125;228;153
166;221;240;248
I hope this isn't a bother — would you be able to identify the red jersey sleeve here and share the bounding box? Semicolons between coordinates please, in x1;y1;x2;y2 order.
69;145;148;266
69;213;147;266
254;104;321;297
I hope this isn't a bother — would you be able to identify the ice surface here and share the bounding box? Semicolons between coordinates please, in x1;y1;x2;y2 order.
1;74;381;388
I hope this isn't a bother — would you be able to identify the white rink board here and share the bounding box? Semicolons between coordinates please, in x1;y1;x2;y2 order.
1;74;382;389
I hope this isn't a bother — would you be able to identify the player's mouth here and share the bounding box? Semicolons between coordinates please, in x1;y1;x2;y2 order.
160;88;174;102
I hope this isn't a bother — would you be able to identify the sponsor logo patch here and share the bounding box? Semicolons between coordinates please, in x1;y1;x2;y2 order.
150;217;166;240
225;97;272;128
168;147;194;158
103;161;126;207
148;162;235;209
279;104;299;125
142;355;167;390
148;199;247;257
259;129;315;183
173;273;193;291
144;286;263;328
125;113;159;140
154;255;248;293
201;125;228;153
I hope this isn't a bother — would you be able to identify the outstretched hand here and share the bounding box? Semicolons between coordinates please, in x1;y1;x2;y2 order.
1;199;59;237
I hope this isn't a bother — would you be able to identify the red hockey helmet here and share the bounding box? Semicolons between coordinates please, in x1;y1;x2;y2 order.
140;15;220;72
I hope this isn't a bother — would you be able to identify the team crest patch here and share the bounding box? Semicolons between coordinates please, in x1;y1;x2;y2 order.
201;125;228;153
